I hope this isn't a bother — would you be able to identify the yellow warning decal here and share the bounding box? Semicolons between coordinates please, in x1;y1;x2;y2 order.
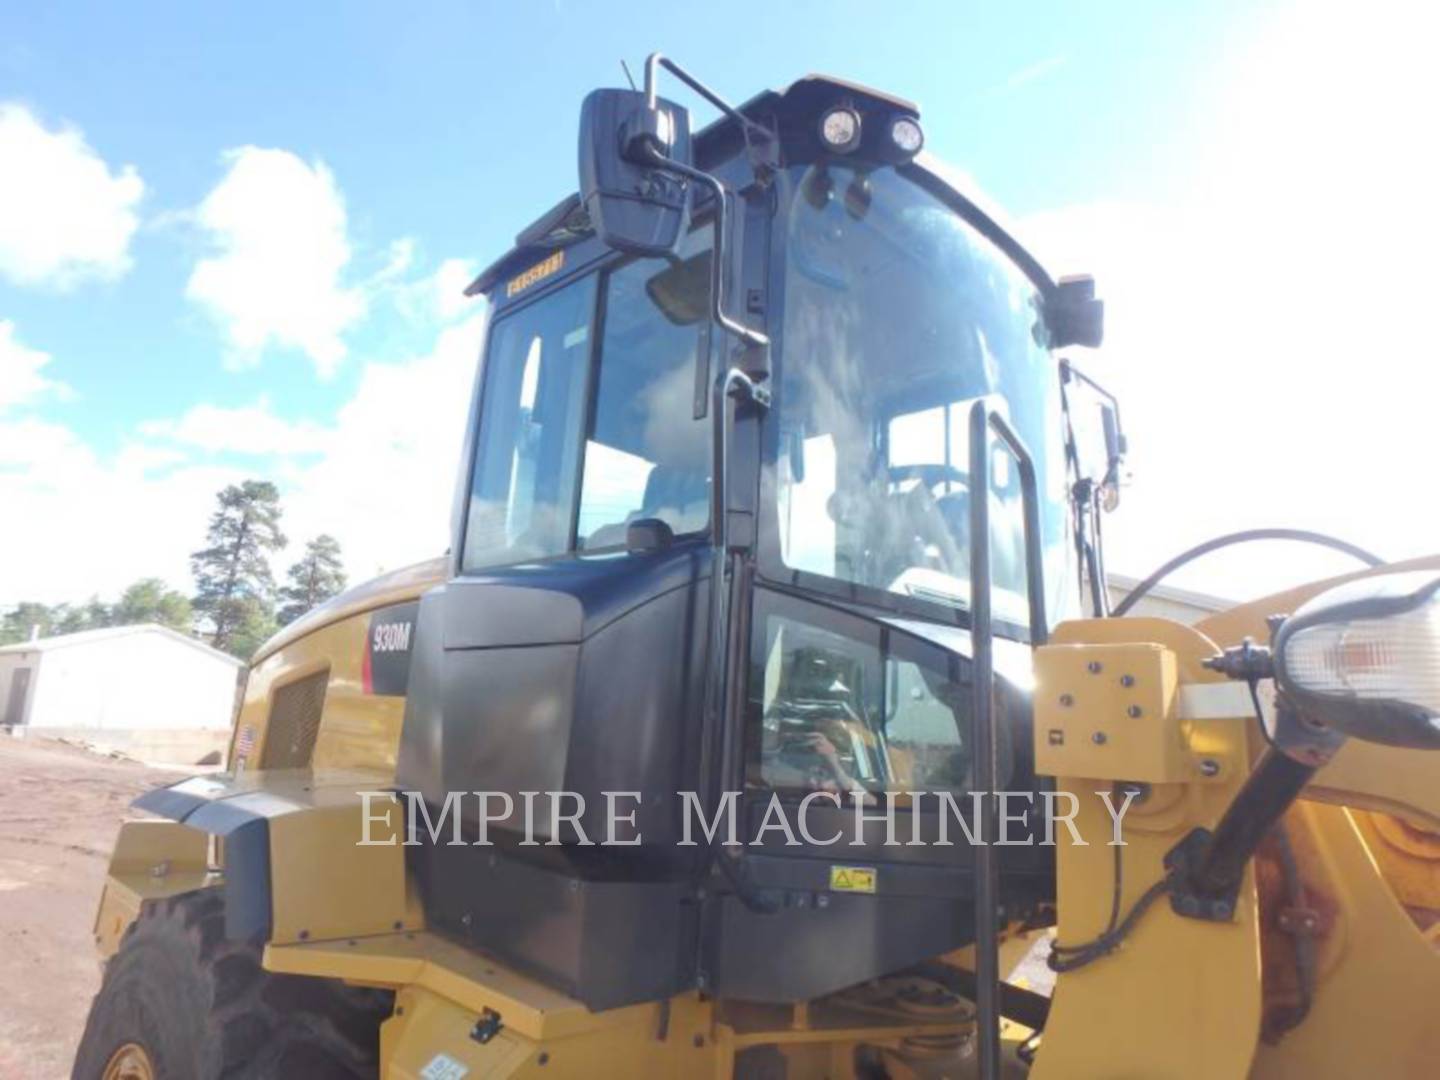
506;250;565;297
829;865;877;893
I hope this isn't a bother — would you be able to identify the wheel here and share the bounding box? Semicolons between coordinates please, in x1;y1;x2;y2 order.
73;889;392;1079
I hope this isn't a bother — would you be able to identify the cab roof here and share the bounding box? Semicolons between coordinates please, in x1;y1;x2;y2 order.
465;74;920;299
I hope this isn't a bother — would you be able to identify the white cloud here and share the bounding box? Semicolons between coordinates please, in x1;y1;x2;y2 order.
279;313;484;579
388;254;480;326
140;397;330;456
2;279;484;608
991;56;1065;96
0;320;71;412
0;415;245;606
431;258;479;321
1021;1;1440;601
0;103;144;288
186;147;364;376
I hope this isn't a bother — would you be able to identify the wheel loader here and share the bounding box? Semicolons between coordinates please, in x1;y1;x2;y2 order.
74;57;1440;1079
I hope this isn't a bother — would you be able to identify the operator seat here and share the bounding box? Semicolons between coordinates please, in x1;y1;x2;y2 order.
584;465;709;549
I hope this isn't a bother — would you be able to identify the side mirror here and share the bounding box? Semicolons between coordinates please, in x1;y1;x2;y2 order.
1273;571;1440;749
1098;402;1127;509
578;88;692;256
1047;274;1105;349
1100;403;1126;465
1060;359;1127;510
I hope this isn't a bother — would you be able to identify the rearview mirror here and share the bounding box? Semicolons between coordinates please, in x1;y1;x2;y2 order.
1273;571;1440;749
1047;274;1105;349
578;88;692;256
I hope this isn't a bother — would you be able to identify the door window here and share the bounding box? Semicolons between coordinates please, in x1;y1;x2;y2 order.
462;275;596;571
577;228;713;549
747;590;1010;795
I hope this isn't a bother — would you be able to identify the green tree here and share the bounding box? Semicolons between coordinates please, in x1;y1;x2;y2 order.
226;596;280;661
52;603;92;635
0;602;56;646
113;578;193;632
191;480;286;656
277;535;348;626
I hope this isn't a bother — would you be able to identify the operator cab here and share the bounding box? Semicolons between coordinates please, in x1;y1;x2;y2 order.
397;70;1105;1010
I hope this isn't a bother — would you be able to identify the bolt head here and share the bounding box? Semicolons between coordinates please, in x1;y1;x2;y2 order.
1087;661;1104;674
1059;693;1075;707
1126;705;1143;718
1199;759;1221;777
1092;731;1108;745
1120;674;1136;688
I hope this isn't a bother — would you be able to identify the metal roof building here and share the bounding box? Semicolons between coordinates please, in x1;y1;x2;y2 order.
0;623;242;734
1106;573;1233;625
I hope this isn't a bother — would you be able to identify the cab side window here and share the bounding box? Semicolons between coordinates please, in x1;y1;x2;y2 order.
746;591;1005;795
463;275;595;571
577;228;713;549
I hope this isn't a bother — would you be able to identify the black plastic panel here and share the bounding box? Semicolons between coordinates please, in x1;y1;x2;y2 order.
705;889;971;1003
398;542;711;842
417;843;696;1011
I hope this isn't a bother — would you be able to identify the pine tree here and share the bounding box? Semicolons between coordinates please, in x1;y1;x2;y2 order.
277;535;347;626
113;578;193;633
0;602;56;645
190;480;286;656
227;596;280;660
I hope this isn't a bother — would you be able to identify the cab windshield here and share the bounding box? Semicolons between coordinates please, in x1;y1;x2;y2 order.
772;163;1069;627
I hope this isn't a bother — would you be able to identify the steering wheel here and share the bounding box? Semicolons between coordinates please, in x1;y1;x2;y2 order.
887;463;970;491
886;465;969;574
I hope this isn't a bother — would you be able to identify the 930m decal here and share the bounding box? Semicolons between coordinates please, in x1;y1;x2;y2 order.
363;601;419;696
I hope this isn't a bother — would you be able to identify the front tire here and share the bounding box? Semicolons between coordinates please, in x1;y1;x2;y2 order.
74;889;391;1079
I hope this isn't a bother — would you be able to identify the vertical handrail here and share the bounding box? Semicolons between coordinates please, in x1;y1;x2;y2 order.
967;401;1049;1080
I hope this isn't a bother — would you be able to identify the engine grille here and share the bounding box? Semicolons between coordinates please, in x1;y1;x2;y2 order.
260;669;328;768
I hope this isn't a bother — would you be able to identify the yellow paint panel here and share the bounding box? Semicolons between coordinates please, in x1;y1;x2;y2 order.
266;794;410;945
1250;803;1440;1078
93;820;215;957
384;988;538;1079
1034;615;1262;1080
1034;641;1184;783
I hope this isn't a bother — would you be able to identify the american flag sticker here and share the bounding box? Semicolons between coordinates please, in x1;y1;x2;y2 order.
235;725;256;760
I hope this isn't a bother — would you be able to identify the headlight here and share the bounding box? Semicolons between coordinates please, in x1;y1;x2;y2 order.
1274;570;1440;748
890;115;924;156
819;106;862;154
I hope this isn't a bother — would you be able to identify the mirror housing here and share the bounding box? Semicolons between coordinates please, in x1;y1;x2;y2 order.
1048;274;1105;349
578;88;692;256
625;517;675;555
1273;570;1440;749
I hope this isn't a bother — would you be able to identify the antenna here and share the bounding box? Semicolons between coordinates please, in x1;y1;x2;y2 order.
620;59;638;91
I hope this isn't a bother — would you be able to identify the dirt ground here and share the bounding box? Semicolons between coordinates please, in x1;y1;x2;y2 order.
0;734;181;1080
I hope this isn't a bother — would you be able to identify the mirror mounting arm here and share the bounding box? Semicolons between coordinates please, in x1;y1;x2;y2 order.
644;53;779;179
632;142;770;361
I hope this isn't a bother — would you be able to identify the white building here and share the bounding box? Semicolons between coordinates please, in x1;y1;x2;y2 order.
1106;573;1232;625
0;624;242;738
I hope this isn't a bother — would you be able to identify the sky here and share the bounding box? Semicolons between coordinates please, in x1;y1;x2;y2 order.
1;0;1436;611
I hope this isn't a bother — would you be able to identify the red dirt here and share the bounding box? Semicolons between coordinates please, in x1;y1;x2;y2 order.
0;734;180;1080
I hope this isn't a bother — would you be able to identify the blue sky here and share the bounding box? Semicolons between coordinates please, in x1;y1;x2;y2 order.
2;1;1436;607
